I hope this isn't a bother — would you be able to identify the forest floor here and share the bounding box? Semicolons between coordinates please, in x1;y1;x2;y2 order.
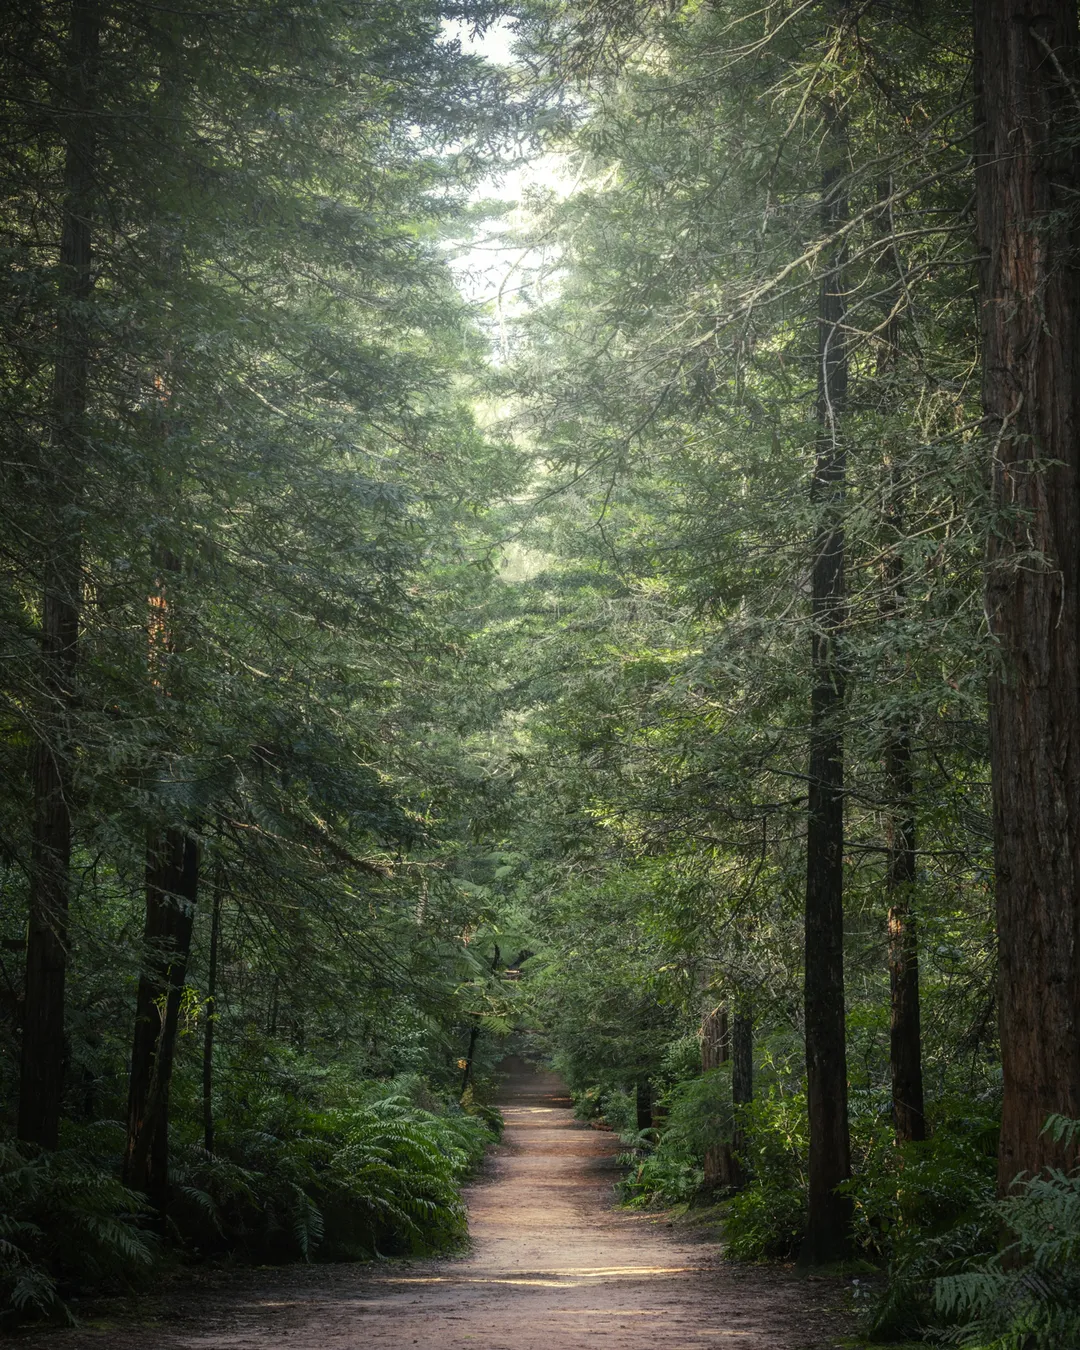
21;1060;855;1350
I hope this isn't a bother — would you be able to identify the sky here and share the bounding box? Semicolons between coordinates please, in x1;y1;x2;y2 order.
442;17;571;344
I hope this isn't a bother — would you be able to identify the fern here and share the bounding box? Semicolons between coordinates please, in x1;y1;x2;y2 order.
0;1141;155;1324
926;1121;1080;1350
170;1066;496;1263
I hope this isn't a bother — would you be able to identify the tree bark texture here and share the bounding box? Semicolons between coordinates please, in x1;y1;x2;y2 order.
886;728;925;1143
124;829;198;1210
701;1004;741;1189
874;195;926;1147
202;872;222;1155
635;1080;653;1133
974;0;1080;1188
459;944;502;1098
800;158;853;1266
460;1024;479;1096
19;0;99;1150
731;1004;753;1171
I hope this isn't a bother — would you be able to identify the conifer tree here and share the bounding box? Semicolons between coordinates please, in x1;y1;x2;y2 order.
974;0;1080;1185
19;0;99;1151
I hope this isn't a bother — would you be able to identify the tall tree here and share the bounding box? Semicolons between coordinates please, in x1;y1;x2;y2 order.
799;141;853;1266
702;1000;744;1190
974;0;1080;1186
875;182;925;1146
884;638;925;1145
123;830;198;1208
18;0;99;1150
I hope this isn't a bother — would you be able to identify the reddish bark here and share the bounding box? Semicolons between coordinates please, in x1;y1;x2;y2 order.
702;1002;751;1191
974;0;1080;1188
123;829;198;1211
886;727;925;1144
731;1005;753;1169
202;871;222;1155
125;535;200;1209
874;181;926;1148
701;1005;736;1189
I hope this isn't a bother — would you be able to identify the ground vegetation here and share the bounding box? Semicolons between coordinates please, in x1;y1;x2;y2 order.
3;2;1080;1347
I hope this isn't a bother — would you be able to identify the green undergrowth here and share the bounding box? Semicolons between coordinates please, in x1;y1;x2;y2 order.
595;1073;1080;1349
0;1140;154;1324
867;1118;1080;1348
1;1055;500;1325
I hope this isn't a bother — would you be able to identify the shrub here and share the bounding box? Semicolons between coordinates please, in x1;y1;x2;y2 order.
171;1059;497;1262
0;1140;154;1324
1;1055;499;1323
724;1180;807;1261
721;1083;809;1261
615;1071;726;1208
618;1150;704;1207
852;1105;998;1340
931;1116;1080;1350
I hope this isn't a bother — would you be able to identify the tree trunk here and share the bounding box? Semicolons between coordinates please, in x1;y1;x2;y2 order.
635;1079;653;1133
202;868;222;1155
886;726;925;1143
701;1004;740;1189
125;528;199;1211
124;829;198;1210
459;944;502;1097
975;0;1080;1188
19;0;99;1151
460;1024;479;1096
874;181;926;1148
731;1002;753;1173
799;155;852;1267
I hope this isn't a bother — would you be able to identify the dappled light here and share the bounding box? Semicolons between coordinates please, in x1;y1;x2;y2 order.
3;3;1080;1348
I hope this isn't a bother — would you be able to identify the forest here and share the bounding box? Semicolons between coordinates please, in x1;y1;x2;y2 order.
1;1;1079;1347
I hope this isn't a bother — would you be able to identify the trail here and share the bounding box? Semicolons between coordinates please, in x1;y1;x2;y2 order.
31;1061;849;1349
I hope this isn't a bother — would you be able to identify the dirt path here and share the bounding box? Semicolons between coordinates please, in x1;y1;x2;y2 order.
28;1061;850;1349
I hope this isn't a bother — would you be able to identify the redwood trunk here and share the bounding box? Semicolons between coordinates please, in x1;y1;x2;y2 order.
886;729;925;1143
702;1004;740;1189
19;0;99;1150
127;547;199;1204
731;1003;753;1171
124;829;198;1210
799;158;852;1266
460;1023;479;1095
202;871;222;1155
974;0;1080;1188
876;208;926;1146
635;1080;653;1133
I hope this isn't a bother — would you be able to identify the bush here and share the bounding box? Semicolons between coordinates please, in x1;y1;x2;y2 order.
0;1056;499;1323
931;1116;1080;1350
618;1150;704;1207
852;1105;998;1340
615;1071;726;1208
171;1058;497;1262
0;1140;154;1324
602;1048;810;1255
724;1180;807;1261
721;1083;809;1261
842;1100;998;1264
862;1114;1080;1346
